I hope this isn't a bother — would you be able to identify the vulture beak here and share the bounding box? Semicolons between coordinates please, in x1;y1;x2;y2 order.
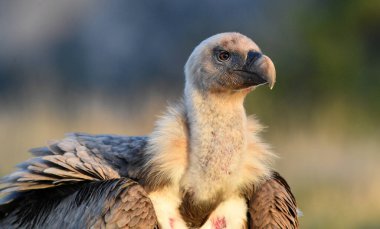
234;51;276;89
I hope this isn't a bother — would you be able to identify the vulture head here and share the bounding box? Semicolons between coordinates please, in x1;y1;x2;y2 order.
185;32;276;96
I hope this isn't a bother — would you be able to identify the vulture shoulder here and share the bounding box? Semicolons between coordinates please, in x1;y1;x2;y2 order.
0;133;158;228
247;171;299;229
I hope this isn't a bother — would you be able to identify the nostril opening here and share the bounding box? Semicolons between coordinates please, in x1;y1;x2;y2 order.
246;51;262;65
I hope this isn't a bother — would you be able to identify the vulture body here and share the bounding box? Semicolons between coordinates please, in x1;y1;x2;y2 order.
0;32;299;228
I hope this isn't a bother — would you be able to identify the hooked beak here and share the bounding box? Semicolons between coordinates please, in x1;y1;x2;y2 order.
234;51;276;89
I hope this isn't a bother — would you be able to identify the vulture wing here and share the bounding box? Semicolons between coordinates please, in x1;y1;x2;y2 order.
247;171;299;229
0;133;297;229
0;133;158;228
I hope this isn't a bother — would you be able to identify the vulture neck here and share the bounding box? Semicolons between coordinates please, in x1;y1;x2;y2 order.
183;87;248;199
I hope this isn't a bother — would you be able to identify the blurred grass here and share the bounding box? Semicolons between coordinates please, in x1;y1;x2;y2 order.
1;95;379;228
247;94;380;228
271;117;380;229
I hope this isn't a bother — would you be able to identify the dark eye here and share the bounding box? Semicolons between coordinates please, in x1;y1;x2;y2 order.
217;51;230;61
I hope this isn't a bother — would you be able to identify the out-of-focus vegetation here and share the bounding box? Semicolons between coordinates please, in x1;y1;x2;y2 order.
0;1;379;228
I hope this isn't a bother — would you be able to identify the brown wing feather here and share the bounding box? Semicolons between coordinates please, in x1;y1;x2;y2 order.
92;179;158;229
1;178;158;228
247;171;299;229
0;137;120;201
0;135;158;228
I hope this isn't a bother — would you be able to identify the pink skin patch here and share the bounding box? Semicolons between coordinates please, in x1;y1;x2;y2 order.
169;218;175;229
212;217;227;229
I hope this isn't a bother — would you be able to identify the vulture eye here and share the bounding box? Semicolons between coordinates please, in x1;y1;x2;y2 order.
217;51;230;61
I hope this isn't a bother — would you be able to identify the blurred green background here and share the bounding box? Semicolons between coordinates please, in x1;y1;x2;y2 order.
0;0;379;228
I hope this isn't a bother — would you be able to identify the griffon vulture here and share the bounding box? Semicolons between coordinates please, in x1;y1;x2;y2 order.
0;32;299;228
